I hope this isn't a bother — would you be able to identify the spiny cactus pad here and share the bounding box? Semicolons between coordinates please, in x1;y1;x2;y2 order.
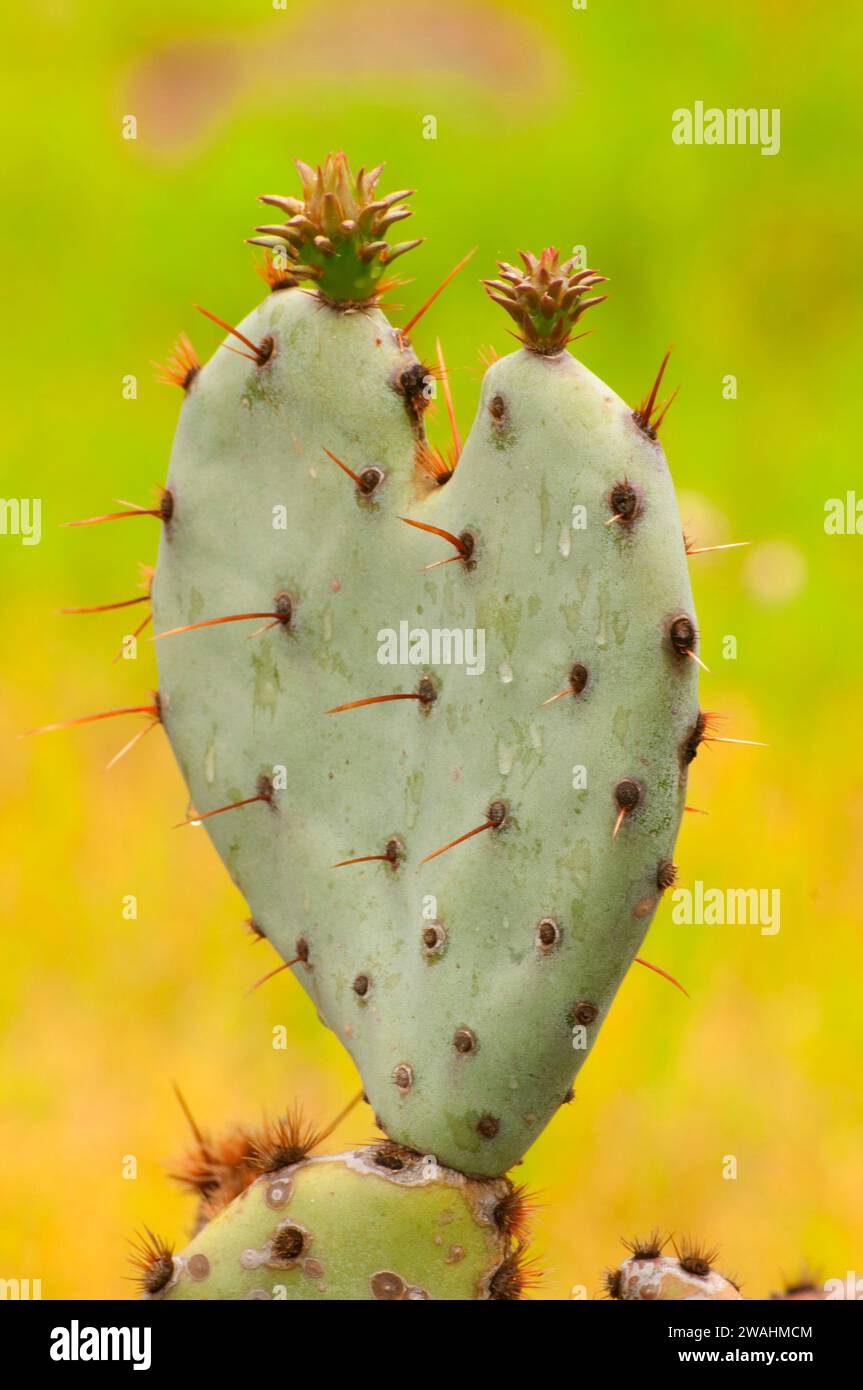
606;1246;742;1301
147;1146;517;1301
152;212;698;1176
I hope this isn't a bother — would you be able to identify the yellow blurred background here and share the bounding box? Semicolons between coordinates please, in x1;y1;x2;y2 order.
1;0;861;1298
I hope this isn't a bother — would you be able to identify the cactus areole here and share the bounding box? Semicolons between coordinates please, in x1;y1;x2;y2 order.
151;154;698;1178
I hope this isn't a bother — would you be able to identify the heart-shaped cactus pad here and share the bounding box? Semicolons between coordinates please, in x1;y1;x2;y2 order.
152;209;699;1177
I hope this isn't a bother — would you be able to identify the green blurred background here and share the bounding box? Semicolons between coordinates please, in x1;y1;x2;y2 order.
2;0;861;1299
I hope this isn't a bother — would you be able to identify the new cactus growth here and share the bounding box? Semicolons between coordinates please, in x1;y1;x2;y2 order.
482;246;608;353
141;1143;524;1302
248;153;422;307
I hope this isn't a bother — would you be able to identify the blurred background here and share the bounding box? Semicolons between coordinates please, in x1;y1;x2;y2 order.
1;0;861;1299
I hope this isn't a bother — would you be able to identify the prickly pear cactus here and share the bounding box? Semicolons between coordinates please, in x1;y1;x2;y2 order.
605;1236;742;1301
140;1146;522;1302
152;159;700;1177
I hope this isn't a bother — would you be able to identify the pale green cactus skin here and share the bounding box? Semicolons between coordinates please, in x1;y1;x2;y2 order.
153;288;698;1177
151;1147;513;1301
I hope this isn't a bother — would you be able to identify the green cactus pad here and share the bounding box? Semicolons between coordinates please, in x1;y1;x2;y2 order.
153;229;698;1176
148;1147;516;1301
